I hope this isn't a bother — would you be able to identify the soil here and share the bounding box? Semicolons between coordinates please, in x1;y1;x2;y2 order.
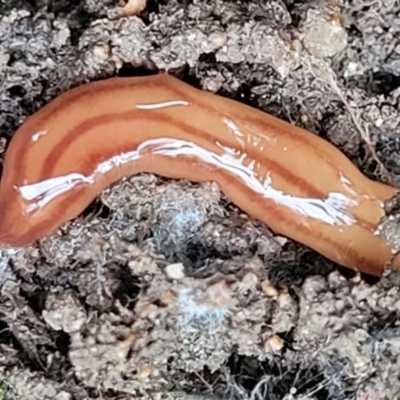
1;0;400;399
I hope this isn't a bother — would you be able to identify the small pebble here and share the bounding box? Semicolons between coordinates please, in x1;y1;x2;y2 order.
165;263;185;280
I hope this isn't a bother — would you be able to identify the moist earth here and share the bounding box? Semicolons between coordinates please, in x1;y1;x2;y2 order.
1;0;400;399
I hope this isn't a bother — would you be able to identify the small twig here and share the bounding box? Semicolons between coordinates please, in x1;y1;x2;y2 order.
192;370;216;393
303;56;393;185
250;375;272;400
326;74;393;185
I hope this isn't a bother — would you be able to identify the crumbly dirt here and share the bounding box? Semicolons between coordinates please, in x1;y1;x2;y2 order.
1;0;400;399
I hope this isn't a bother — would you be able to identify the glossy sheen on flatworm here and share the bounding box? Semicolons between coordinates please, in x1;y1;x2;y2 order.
0;74;398;276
